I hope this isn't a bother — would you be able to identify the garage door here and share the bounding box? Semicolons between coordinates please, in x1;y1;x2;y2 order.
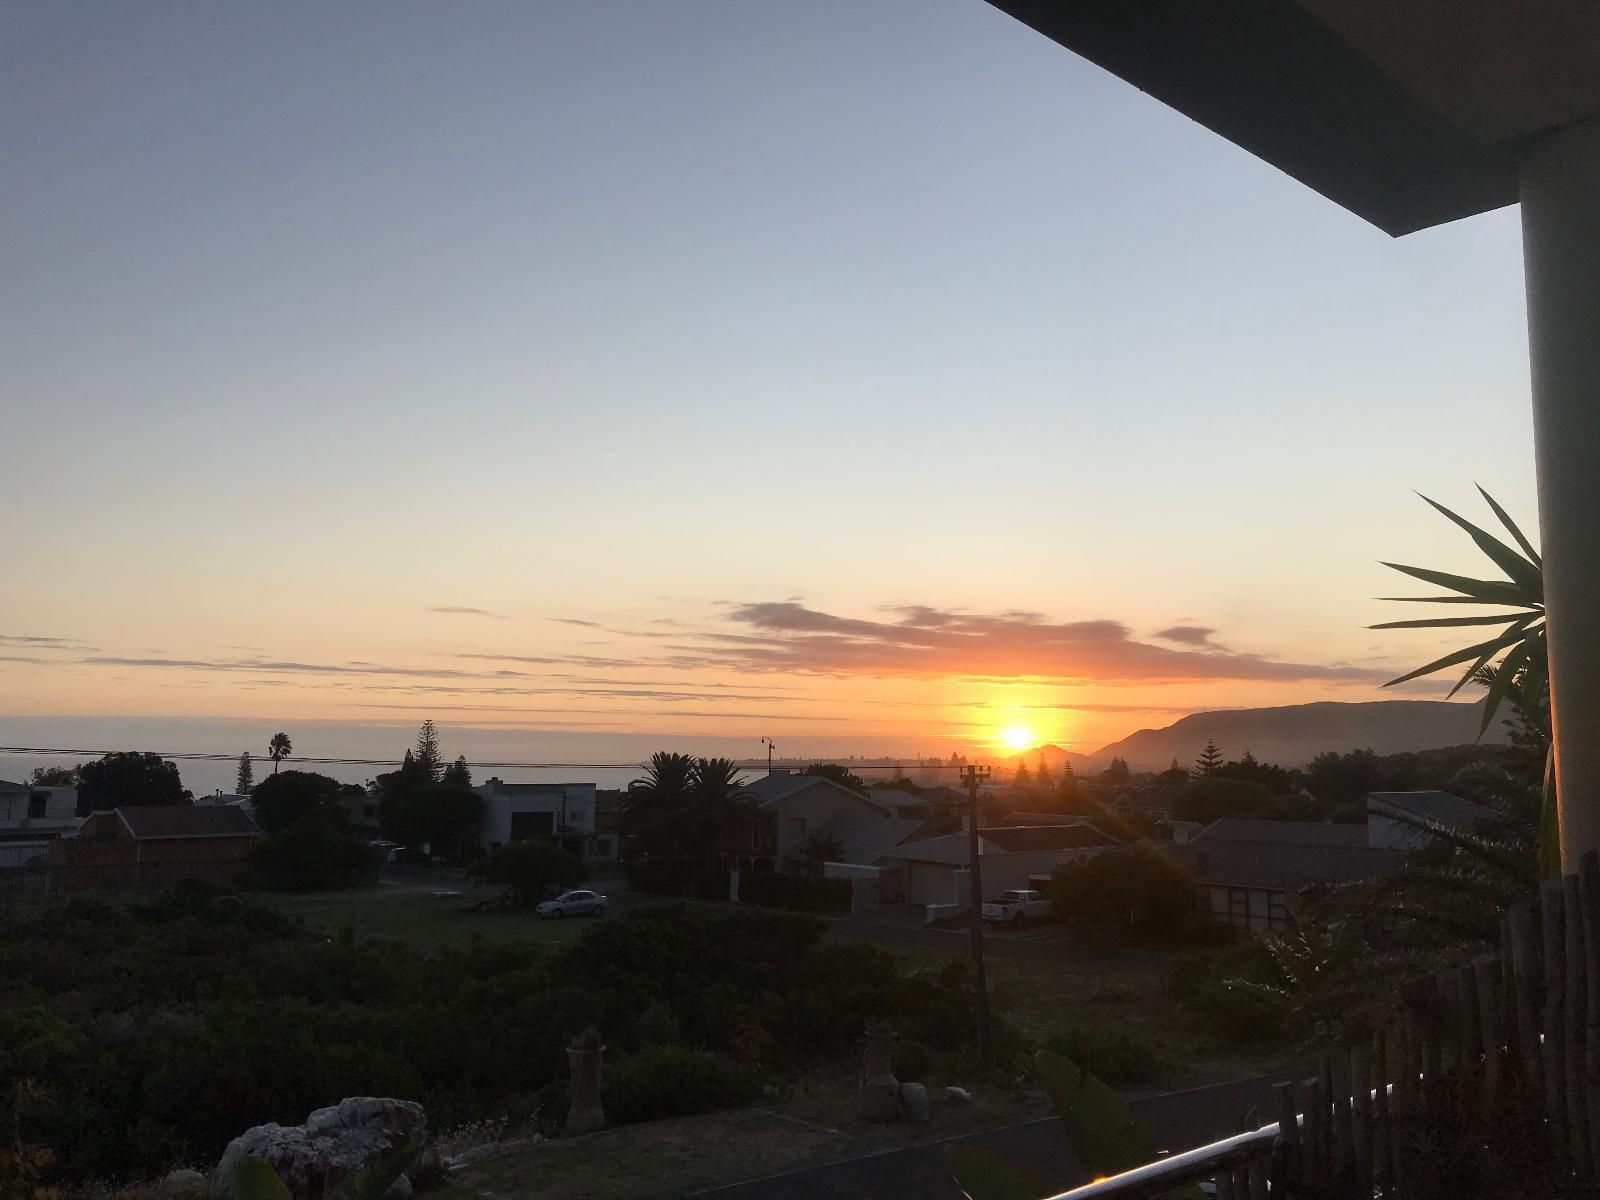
907;861;952;907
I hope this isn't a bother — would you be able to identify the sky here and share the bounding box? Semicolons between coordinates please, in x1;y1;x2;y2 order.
1;0;1539;784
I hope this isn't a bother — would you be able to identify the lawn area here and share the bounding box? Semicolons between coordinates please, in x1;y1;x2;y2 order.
888;945;1290;1091
255;870;732;951
435;1066;1046;1200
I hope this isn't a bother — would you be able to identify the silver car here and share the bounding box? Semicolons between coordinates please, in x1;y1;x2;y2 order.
536;889;609;918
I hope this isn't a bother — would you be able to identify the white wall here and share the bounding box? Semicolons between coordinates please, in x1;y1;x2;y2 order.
475;781;597;850
772;783;885;860
0;786;79;832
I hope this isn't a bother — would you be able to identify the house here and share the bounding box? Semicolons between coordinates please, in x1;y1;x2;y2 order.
473;778;612;858
0;782;83;867
1173;819;1404;933
875;823;1116;920
722;770;894;871
47;805;260;889
1366;791;1497;850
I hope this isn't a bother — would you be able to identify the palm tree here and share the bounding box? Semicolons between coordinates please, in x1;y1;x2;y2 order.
800;830;846;876
691;757;754;864
267;732;292;774
1371;486;1555;873
623;752;696;859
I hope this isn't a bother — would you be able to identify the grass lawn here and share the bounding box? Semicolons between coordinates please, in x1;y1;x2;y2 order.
434;1067;1047;1200
255;872;732;952
889;945;1290;1091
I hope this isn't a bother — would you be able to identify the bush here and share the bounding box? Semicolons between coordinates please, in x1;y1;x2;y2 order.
625;859;727;900
1041;1026;1168;1085
471;839;586;905
250;813;380;890
605;1046;762;1126
1169;943;1289;1044
1050;844;1195;943
741;871;851;915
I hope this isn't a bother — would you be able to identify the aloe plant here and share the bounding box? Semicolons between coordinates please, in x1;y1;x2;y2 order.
1372;487;1557;874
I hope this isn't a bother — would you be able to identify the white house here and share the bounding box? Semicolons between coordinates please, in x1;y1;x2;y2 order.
473;778;612;859
0;782;82;867
730;771;896;870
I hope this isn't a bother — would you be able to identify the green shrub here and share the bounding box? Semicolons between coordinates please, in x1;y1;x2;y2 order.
625;859;728;900
1040;1026;1168;1085
894;1040;931;1082
1169;943;1289;1044
604;1046;761;1126
740;871;851;914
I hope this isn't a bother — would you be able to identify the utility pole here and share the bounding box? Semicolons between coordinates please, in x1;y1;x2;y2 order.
761;737;776;775
959;763;992;1066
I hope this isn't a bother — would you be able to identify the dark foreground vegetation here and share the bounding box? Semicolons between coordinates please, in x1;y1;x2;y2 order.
0;885;1003;1184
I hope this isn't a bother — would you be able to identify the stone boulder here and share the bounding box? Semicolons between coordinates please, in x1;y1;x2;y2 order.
898;1083;930;1123
211;1097;426;1200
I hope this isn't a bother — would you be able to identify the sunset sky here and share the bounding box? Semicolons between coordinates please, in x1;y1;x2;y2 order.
3;1;1538;772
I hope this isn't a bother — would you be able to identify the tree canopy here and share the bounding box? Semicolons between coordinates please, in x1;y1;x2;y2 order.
380;783;482;852
250;770;346;835
77;753;189;815
471;838;586;905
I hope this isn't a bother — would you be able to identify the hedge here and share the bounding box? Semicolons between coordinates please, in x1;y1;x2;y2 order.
741;871;851;915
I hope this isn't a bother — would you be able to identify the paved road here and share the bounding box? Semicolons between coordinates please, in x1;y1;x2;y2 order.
687;1073;1292;1200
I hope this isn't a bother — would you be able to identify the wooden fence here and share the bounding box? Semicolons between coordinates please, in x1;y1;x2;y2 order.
1058;849;1600;1200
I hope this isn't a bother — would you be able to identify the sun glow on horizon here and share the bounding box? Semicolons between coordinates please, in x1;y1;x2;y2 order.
999;724;1037;752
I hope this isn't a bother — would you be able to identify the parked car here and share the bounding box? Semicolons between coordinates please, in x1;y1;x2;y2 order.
536;889;609;919
981;889;1050;926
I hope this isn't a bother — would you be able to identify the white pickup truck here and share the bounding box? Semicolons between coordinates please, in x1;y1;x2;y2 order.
981;889;1051;926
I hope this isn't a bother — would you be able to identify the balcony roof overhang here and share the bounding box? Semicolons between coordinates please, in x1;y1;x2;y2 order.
986;1;1600;236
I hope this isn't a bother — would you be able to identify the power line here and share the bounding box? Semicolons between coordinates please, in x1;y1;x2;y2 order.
0;745;986;772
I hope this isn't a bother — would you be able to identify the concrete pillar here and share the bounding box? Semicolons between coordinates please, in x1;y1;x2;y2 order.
1520;115;1600;868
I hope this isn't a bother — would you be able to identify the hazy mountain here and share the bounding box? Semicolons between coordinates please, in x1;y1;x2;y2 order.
1089;701;1505;771
1031;743;1095;772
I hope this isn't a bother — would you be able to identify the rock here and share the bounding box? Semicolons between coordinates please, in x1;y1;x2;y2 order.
386;1173;412;1197
943;1086;972;1104
898;1083;930;1123
211;1097;427;1200
157;1169;208;1200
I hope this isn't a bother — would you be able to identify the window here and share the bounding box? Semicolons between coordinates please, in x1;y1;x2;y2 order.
510;810;554;840
28;793;48;819
786;817;806;840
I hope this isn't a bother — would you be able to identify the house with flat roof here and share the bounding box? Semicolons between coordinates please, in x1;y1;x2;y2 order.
473;778;611;859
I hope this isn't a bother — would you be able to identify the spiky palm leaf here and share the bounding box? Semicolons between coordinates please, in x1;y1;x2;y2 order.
1372;486;1544;740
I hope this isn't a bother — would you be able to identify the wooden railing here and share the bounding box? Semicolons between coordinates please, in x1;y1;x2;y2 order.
1045;849;1600;1198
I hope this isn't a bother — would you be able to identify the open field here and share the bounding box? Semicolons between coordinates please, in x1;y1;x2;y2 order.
436;1068;1046;1200
264;873;1288;1091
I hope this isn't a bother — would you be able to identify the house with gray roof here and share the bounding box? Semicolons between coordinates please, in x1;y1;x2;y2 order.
1366;791;1497;850
720;771;894;871
876;823;1115;917
1173;818;1403;932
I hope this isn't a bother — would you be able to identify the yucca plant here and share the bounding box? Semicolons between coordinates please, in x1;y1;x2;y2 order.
1372;487;1557;874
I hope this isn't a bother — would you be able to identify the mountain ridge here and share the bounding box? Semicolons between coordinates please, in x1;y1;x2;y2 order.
1088;700;1503;770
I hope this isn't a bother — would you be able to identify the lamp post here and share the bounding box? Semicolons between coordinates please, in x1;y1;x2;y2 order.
959;763;992;1066
760;737;776;775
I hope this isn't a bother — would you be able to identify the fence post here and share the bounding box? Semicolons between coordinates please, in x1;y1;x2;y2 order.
1581;849;1600;1170
1272;1079;1299;1192
1565;870;1590;1181
1475;955;1504;1120
1543;877;1570;1169
1510;898;1544;1098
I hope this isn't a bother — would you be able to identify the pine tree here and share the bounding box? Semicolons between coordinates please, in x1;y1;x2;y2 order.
1196;739;1224;776
442;755;472;787
1036;755;1054;789
235;752;254;795
1014;760;1033;787
415;720;442;782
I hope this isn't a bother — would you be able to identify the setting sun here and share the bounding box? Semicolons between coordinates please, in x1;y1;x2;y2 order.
1000;725;1036;751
